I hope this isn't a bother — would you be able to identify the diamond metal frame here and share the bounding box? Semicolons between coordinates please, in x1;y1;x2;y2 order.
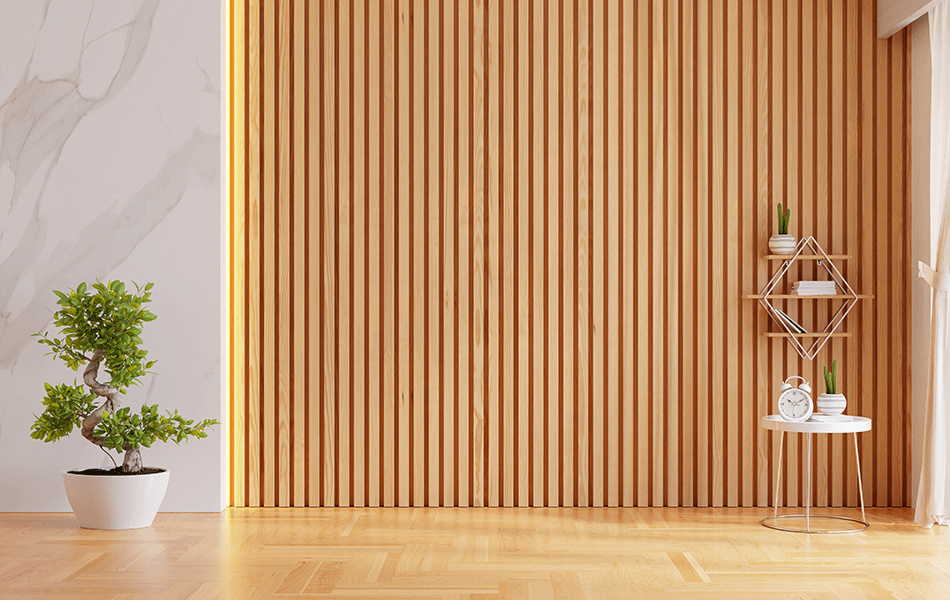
758;236;859;360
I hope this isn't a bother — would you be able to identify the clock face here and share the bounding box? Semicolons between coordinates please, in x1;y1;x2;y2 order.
779;389;813;421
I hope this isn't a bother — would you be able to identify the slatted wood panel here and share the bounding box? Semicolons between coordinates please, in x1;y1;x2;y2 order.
229;0;911;508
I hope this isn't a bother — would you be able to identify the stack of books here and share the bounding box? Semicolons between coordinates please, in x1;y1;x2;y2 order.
790;280;837;296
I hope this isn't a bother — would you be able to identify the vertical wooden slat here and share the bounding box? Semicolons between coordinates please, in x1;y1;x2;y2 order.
486;0;501;509
458;0;472;508
306;0;320;508
875;30;889;509
231;0;247;510
410;0;425;508
574;0;590;509
667;0;681;508
811;0;827;508
650;1;664;508
382;0;396;508
322;0;338;507
231;0;911;509
366;0;381;509
291;0;306;508
739;0;755;509
501;0;516;510
891;30;906;509
755;0;770;509
530;0;544;509
277;0;292;509
443;0;458;508
560;0;576;510
428;0;443;508
471;0;487;508
246;0;262;509
725;0;739;509
261;0;276;509
635;0;650;508
710;0;724;508
396;0;412;509
829;0;845;510
680;0;695;509
620;0;636;510
590;0;605;510
516;0;531;509
351;0;366;509
605;0;620;509
694;0;710;509
859;0;875;513
337;0;352;509
545;0;560;507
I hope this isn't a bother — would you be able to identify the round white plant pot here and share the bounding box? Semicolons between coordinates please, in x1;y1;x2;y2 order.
768;234;797;255
62;469;170;529
816;393;847;416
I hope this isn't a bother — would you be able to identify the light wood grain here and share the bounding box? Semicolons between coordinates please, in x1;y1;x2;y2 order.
277;0;292;509
2;509;946;599
230;0;911;508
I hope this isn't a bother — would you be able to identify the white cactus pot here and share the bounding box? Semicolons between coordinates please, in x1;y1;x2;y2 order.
768;234;797;255
62;469;169;529
816;393;847;416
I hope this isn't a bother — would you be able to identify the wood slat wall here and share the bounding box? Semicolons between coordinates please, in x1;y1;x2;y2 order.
228;0;911;508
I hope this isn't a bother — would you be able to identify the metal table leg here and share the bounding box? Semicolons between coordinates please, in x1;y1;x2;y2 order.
806;432;811;531
762;430;869;534
773;431;784;518
854;432;866;524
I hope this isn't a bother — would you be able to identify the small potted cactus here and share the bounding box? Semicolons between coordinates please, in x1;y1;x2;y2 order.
768;202;796;254
816;359;847;416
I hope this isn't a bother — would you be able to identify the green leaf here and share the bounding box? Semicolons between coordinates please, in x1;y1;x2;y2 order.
77;282;87;295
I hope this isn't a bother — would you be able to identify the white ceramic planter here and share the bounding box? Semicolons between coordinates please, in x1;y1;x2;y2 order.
62;469;170;529
768;234;797;255
816;393;847;416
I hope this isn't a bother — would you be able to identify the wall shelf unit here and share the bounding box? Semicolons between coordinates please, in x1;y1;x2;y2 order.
750;236;871;360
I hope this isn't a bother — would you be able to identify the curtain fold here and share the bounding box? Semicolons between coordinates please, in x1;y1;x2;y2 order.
916;0;950;528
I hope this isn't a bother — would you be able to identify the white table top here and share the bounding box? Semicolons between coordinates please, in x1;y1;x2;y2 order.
762;415;872;433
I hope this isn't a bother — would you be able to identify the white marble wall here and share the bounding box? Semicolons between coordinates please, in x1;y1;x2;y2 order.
0;0;223;512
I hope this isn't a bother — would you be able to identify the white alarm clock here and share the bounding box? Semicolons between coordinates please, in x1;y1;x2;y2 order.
778;376;813;422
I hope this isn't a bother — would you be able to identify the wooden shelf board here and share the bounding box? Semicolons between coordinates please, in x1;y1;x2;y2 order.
744;294;873;300
764;254;851;260
763;332;851;338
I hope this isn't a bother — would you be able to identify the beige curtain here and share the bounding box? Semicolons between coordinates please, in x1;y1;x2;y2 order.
916;0;950;528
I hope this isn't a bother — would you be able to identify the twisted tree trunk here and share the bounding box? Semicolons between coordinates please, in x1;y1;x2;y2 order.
80;351;141;473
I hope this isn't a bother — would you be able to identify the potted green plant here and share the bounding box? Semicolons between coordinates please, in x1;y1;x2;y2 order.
768;202;796;254
816;359;847;416
31;280;218;529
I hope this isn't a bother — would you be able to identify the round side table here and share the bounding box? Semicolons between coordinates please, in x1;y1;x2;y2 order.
761;415;871;534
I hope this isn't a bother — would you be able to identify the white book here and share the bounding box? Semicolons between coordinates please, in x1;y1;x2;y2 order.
772;308;807;334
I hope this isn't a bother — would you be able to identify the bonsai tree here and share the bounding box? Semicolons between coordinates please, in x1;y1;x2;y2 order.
31;280;217;473
777;202;791;235
823;359;839;394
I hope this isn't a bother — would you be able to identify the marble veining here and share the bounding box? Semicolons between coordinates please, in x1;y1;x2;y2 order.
0;0;222;512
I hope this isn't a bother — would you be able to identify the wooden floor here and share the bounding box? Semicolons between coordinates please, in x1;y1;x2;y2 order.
1;508;948;599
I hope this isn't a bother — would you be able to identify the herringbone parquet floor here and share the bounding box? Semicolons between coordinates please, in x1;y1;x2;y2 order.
1;508;947;599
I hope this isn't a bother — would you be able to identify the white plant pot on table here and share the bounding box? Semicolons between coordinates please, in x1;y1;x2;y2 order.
816;393;847;416
62;469;170;529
